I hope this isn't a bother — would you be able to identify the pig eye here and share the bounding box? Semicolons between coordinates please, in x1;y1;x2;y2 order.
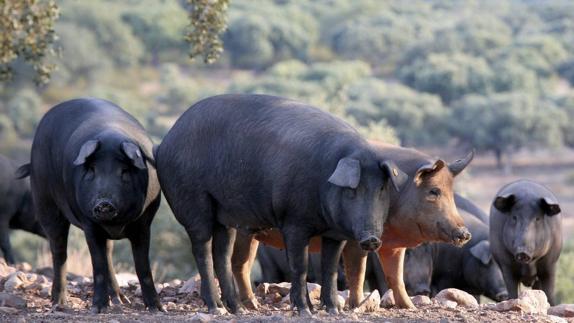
345;188;356;199
84;165;95;180
121;169;130;182
427;188;441;201
512;215;518;222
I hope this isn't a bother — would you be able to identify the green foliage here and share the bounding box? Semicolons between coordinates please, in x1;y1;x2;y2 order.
223;1;318;69
59;1;144;69
121;0;188;64
53;22;111;83
0;0;59;84
450;93;566;155
556;240;574;304
346;78;448;145
398;53;494;104
185;0;230;64
4;88;42;138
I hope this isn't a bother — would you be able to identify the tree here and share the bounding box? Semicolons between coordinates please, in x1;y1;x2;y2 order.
185;0;230;64
0;0;59;84
450;93;566;171
398;53;495;104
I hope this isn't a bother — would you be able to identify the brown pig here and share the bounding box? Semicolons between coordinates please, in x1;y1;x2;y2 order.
231;142;473;310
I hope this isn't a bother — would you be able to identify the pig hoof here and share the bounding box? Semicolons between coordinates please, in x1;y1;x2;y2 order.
149;304;167;313
326;307;339;315
90;305;108;314
241;297;259;310
209;307;229;315
50;303;67;313
298;308;313;317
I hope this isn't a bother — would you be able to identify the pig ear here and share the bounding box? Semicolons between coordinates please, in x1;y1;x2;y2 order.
493;194;515;213
540;197;561;216
448;150;475;177
414;159;446;185
380;161;408;192
470;240;492;265
328;158;361;189
73;140;99;166
121;142;147;170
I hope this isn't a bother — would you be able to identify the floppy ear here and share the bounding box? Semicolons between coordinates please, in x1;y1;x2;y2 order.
470;240;492;265
380;161;408;192
414;159;446;185
540;197;561;216
122;142;147;170
328;158;361;189
15;163;31;179
493;194;515;213
73;140;99;166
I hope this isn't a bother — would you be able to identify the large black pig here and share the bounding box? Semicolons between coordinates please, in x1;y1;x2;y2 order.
155;94;406;315
0;155;45;264
18;98;163;313
490;180;562;305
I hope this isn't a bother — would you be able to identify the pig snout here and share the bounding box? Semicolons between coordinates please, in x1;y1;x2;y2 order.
359;235;382;251
514;251;532;264
92;200;118;220
452;227;471;246
412;286;431;296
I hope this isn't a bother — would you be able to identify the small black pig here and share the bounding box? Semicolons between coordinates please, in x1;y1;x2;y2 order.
490;180;562;305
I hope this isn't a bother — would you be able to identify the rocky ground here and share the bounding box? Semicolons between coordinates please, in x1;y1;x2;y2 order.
0;260;572;323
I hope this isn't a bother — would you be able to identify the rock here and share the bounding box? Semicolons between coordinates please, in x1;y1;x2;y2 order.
489;290;549;314
40;285;51;298
15;263;32;272
434;288;479;308
267;282;291;297
548;304;574;317
439;300;458;309
167;279;182;288
337;294;346;308
0;259;15;278
354;290;380;313
25;274;50;291
0;306;19;314
411;295;432;306
189;313;213;322
380;289;395;308
114;272;138;287
179;275;201;295
306;283;321;300
4;272;25;292
0;292;27;308
256;283;269;296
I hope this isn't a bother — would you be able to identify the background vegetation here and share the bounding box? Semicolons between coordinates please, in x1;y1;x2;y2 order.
1;0;573;303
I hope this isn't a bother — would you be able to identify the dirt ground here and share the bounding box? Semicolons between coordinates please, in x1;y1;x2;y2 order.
0;283;567;323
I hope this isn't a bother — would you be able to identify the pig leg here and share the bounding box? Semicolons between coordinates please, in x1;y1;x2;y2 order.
535;268;556;305
106;240;130;305
283;226;312;316
500;265;519;299
0;221;15;264
129;226;164;312
212;224;241;313
84;228;114;313
231;232;260;310
379;247;415;309
342;240;368;308
36;204;69;308
320;237;346;314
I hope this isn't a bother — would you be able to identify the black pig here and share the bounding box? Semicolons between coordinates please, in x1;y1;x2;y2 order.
156;94;406;315
18;98;163;313
490;180;562;305
0;155;45;264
